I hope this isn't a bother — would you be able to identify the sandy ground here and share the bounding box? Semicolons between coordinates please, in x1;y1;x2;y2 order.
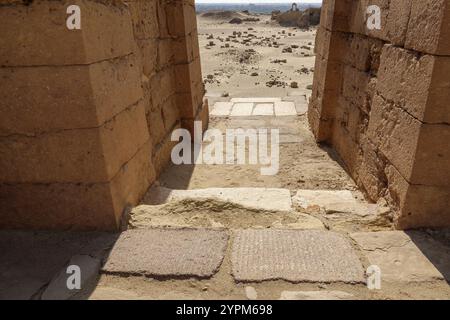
198;14;316;98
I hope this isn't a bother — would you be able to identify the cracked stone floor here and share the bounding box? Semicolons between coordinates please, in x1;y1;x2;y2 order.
1;96;449;300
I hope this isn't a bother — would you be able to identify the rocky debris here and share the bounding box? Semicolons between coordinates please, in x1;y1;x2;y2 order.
229;17;242;24
271;59;287;64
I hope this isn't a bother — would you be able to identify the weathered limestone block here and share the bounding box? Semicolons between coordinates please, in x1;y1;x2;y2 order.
349;0;413;46
0;100;149;183
161;94;180;132
181;98;210;137
385;165;450;229
173;32;201;65
308;53;342;142
153;123;181;176
158;38;176;70
406;0;450;55
357;137;387;201
165;0;198;38
319;0;353;32
377;45;450;124
175;57;205;118
0;141;155;231
0;0;134;66
341;66;373;114
368;94;450;187
125;0;159;40
150;67;177;112
0;54;143;136
135;39;158;77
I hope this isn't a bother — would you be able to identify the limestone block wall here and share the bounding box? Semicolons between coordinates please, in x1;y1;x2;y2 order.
309;0;450;229
0;0;205;230
125;0;208;176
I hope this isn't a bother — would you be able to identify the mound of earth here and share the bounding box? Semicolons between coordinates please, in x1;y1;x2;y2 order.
200;10;247;20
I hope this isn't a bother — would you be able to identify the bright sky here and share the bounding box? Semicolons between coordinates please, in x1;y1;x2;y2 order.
196;0;322;3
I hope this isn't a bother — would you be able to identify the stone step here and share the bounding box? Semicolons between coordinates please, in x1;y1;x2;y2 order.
144;186;293;212
292;189;382;216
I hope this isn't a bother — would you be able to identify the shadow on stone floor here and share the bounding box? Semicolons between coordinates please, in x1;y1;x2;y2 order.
0;230;119;300
407;230;450;284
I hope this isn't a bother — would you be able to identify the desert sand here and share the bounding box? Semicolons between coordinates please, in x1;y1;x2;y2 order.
198;12;316;98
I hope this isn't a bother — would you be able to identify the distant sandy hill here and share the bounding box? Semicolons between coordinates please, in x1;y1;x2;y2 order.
200;10;256;21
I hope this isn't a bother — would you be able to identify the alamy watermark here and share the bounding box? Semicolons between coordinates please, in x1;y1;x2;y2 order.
171;121;280;176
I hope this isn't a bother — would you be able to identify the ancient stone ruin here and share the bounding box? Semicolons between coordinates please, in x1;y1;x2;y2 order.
0;0;207;230
309;0;450;229
273;3;321;28
0;0;448;233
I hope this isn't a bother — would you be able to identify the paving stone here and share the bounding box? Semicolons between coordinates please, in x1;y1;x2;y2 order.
252;103;274;116
232;229;365;283
351;231;450;282
102;228;229;278
274;101;297;116
211;102;233;117
292;190;379;216
279;290;354;300
145;186;293;212
41;255;101;300
231;97;282;103
230;102;254;116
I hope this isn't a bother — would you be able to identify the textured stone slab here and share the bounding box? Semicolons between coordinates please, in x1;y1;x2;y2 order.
230;103;254;116
253;103;274;116
145;187;293;212
279;290;354;300
211;102;233;117
231;97;282;103
274;101;297;116
232;229;365;283
351;231;450;282
102;228;228;278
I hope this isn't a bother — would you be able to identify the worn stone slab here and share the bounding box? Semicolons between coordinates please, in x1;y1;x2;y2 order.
231;97;282;103
279;290;354;300
230;103;254;116
145;187;293;212
351;231;450;282
274;101;297;116
42;255;101;300
252;103;274;116
102;228;229;278
211;102;233;117
232;229;365;283
293;190;379;216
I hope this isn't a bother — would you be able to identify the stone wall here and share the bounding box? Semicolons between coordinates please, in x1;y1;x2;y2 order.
309;0;450;229
0;0;206;231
